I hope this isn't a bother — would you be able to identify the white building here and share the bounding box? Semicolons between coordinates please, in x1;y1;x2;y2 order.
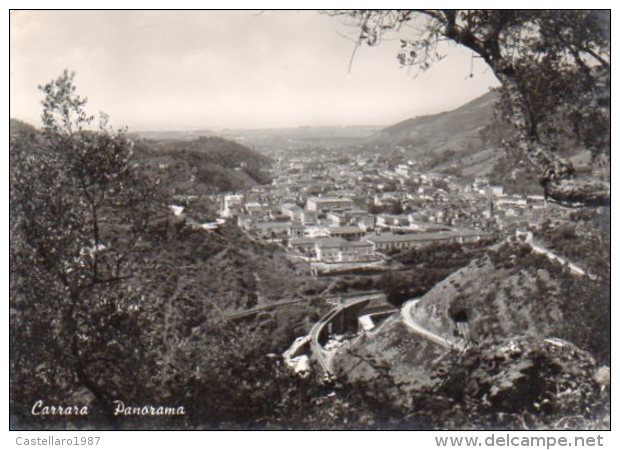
281;203;304;220
485;186;504;196
306;196;354;212
315;238;374;262
365;229;488;253
222;194;244;217
395;164;411;178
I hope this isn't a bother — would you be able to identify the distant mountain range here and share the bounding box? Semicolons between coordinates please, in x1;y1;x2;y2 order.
133;125;381;141
131;125;382;153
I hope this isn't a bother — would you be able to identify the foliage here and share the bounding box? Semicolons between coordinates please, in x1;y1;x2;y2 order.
380;240;494;305
134;136;272;195
334;10;610;206
10;74;325;429
11;66;609;431
467;238;610;364
11;70;165;427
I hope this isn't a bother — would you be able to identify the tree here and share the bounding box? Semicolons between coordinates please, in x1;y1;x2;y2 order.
332;10;610;207
10;71;164;427
11;75;374;428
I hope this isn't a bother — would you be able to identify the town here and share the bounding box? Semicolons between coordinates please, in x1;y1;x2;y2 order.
176;148;554;275
10;8;610;433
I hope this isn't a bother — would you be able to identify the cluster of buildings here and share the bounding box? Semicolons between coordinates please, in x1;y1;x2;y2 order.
213;150;558;264
225;190;490;263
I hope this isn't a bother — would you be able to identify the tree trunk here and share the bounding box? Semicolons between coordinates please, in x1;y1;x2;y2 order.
66;290;121;429
495;72;610;207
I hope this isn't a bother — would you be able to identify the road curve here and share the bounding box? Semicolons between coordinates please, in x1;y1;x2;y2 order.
309;293;385;374
523;232;596;280
401;299;465;351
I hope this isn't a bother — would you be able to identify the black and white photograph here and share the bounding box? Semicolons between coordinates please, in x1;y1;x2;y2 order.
8;5;612;436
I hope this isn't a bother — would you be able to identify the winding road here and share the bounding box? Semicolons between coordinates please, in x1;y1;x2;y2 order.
292;233;599;377
295;293;460;375
401;299;466;352
523;232;596;279
397;233;598;350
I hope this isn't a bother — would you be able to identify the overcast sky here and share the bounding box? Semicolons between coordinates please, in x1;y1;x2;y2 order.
10;10;499;130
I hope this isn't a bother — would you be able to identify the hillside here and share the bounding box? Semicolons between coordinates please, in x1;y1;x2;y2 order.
134;136;273;195
334;211;610;385
330;232;609;428
368;91;501;176
10;112;331;429
376;91;496;146
369;92;592;185
9;118;38;139
332;314;445;392
410;238;610;364
143;222;329;354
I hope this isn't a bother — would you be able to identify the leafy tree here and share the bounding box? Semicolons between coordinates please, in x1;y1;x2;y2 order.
10;74;357;429
10;71;164;427
332;10;610;207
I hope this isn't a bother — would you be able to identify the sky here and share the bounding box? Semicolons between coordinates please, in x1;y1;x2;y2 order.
10;10;499;131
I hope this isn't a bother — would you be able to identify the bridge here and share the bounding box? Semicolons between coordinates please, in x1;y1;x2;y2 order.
226;298;309;322
307;292;396;374
284;292;472;376
227;290;387;322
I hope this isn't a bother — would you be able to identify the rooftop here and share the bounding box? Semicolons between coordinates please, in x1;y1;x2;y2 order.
315;237;373;249
290;237;317;245
253;221;291;230
365;229;488;243
281;203;302;210
308;196;353;203
328;226;363;234
315;237;348;248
